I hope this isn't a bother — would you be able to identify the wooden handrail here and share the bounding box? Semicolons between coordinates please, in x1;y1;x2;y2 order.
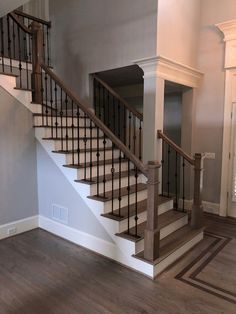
157;130;195;165
8;12;33;35
93;74;143;121
41;63;148;176
13;9;51;27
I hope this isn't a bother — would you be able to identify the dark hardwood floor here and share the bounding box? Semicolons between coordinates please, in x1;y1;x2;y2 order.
0;214;235;314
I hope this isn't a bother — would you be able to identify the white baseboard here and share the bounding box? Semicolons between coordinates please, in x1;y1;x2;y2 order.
38;215;118;258
203;201;219;215
0;216;38;240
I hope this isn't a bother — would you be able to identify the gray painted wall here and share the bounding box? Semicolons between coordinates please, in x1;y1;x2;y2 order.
49;0;158;102
193;0;236;204
37;142;113;243
0;87;38;225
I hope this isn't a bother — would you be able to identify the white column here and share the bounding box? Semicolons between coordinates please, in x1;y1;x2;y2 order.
135;58;165;163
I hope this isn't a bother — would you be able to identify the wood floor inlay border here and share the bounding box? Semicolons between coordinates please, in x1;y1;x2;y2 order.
175;232;236;304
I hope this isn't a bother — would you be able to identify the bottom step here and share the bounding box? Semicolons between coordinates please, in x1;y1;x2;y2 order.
133;225;204;278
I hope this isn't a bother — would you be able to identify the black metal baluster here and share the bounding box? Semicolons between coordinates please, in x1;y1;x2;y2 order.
54;83;58;138
123;104;127;146
65;94;69;152
118;101;121;140
167;145;171;197
127;159;131;233
89;119;93;181
44;72;48;125
134;167;139;237
139;120;142;160
24;32;29;89
7;15;12;72
71;100;75;165
42;25;45;64
182;158;186;212
133;115;136;156
128;111;131;151
12;20;16;59
0;18;5;72
175;151;178;210
46;25;50;66
17;26;22;88
60;88;64;150
96;126;100;195
40;67;44;125
118;150;122;216
49;76;53;137
111;143;114;215
103;133;106;198
98;82;102;120
161;141;164;196
112;95;116;134
83;114;87;180
77;108;80;166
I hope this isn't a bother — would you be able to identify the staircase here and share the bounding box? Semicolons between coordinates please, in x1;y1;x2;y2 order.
0;10;204;279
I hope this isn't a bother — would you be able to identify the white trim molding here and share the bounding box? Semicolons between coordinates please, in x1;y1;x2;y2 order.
216;21;236;216
134;55;203;88
0;216;38;240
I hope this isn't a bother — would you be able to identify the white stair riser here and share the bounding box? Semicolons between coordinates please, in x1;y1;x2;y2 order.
34;116;91;127
103;189;147;213
44;127;103;138
54;138;112;151
117;200;174;233
66;149;120;164
134;215;188;254
77;161;130;180
153;232;204;277
90;175;141;195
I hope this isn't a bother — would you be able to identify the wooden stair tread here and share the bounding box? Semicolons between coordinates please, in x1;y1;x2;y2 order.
42;136;104;140
53;146;114;154
33;113;88;119
14;87;33;91
116;210;187;242
88;183;146;202
0;71;18;77
34;125;96;129
102;196;171;222
64;157;127;169
134;225;204;265
75;170;136;185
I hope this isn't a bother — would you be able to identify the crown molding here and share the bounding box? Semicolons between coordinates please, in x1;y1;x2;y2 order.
134;55;203;88
216;20;236;41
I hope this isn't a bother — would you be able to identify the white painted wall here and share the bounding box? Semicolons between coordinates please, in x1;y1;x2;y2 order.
0;0;29;17
49;0;158;103
193;0;236;206
0;87;38;225
36;142;114;243
157;0;201;68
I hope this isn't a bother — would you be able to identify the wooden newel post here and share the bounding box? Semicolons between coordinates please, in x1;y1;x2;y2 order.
144;161;161;261
191;153;204;229
31;21;43;104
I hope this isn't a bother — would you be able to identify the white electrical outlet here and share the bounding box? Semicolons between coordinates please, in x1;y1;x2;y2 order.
205;152;216;160
7;227;17;236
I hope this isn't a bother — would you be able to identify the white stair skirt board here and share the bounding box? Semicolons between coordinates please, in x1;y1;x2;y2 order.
0;72;204;278
0;216;38;240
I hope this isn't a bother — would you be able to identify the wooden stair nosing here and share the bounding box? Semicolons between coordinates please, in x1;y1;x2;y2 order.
134;225;204;265
75;169;137;185
33;113;89;119
14;87;33;91
0;71;18;77
52;146;114;155
116;210;187;242
42;136;105;141
64;157;128;169
88;183;147;202
102;196;171;222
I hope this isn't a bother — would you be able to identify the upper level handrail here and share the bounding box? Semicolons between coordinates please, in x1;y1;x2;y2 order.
93;74;143;121
13;9;51;27
157;130;195;165
8;12;33;35
41;63;148;176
